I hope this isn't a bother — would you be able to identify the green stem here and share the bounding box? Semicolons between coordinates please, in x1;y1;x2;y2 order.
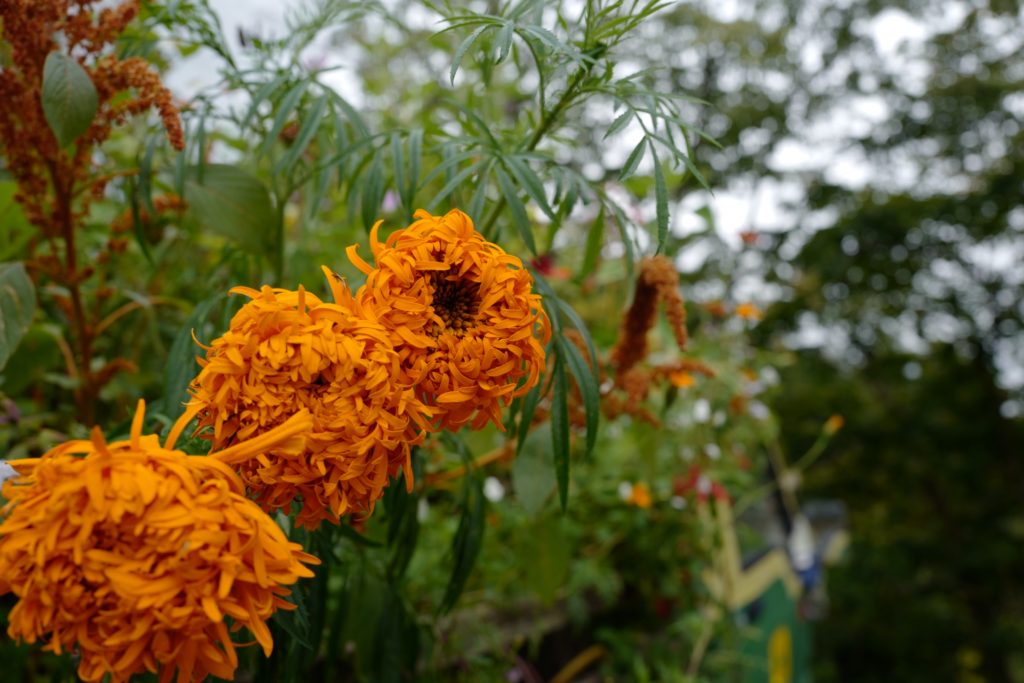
479;62;594;240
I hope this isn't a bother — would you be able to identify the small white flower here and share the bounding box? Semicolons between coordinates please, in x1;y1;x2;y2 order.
670;495;687;510
696;475;712;496
694;399;711;423
617;481;634;501
748;400;771;420
705;443;721;460
483;476;505;503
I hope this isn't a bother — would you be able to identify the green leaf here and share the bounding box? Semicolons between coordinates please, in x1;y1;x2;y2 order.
652;144;670;254
522;515;571;603
551;354;570;511
385;450;422;580
495;165;537;254
41;52;98;148
362;155;385;231
185;164;278;255
604;109;633;139
274;93;328;173
504;155;555;220
340;565;420;683
390;132;406;210
426;159;482;212
450;25;489;84
580;204;605;279
261;80;307;156
494;22;514;63
0;263;36;372
158;295;221;419
512;422;556;515
440;461;486;614
404;128;422;213
516;381;543;456
619;137;646;180
557;336;600;458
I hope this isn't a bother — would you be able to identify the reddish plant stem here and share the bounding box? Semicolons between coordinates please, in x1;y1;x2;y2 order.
47;159;97;425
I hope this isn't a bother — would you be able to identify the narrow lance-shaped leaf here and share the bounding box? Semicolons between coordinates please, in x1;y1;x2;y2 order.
362;155;386;232
390;132;406;210
580;204;605;279
550;353;571;510
619;136;646;181
557;336;600;458
495;165;537;254
404;128;423;214
274;93;329;173
604;109;633;139
158;294;221;418
504;155;555;220
261;80;307;156
450;25;489;84
652;142;670;254
440;441;486;614
41;52;98;148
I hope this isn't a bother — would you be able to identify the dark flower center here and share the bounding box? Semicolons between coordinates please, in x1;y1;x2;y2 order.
430;274;480;335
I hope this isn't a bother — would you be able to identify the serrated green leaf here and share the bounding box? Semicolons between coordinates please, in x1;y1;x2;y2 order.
551;354;570;511
652;144;669;254
185;164;277;255
619;137;646;180
495;166;537;254
0;263;36;372
41;52;98;148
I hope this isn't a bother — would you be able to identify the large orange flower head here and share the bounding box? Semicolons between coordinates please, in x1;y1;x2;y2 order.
348;208;550;431
189;277;431;528
0;401;318;683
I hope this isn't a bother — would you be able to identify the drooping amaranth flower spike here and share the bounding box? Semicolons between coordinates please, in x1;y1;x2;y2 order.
188;277;432;528
348;208;550;431
0;402;318;683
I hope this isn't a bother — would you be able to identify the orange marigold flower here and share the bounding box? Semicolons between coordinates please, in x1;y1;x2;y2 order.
628;482;653;509
0;401;318;683
735;302;763;321
669;370;696;388
348;208;550;431
189;277;432;528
